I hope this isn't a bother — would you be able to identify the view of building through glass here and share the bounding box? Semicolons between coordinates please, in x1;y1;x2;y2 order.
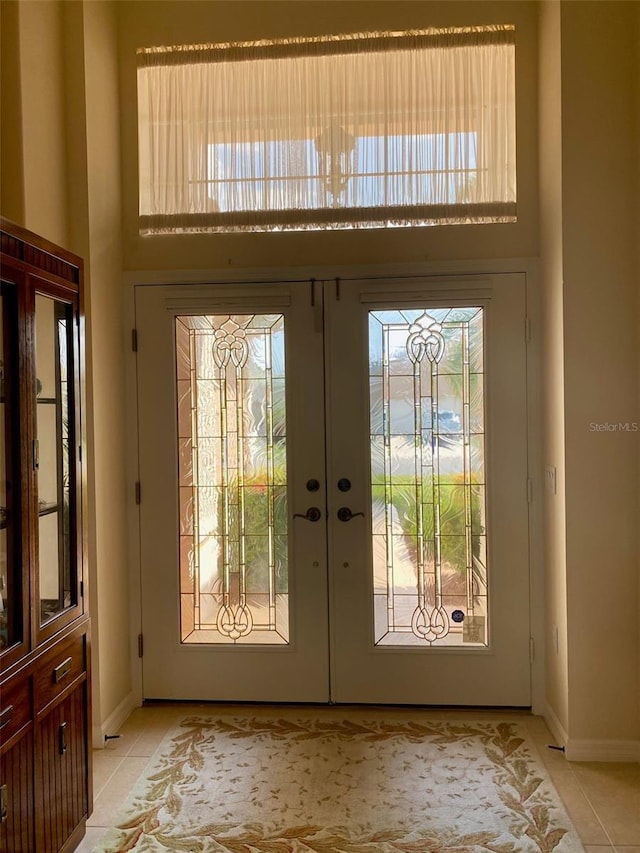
369;307;488;646
207;132;478;213
176;314;289;645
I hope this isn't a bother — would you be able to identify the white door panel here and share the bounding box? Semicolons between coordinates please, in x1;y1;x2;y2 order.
326;275;530;705
135;274;530;706
136;282;329;701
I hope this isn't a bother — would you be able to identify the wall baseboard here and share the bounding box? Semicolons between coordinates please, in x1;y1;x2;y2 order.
543;701;569;751
565;738;640;763
92;690;139;750
545;702;639;762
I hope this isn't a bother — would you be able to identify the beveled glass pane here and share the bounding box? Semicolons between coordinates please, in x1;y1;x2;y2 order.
36;294;76;624
176;314;289;645
369;306;487;647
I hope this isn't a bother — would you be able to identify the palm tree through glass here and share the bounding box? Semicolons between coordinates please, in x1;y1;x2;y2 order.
369;307;488;646
176;314;288;644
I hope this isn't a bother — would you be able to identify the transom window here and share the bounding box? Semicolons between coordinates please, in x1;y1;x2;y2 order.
137;27;516;234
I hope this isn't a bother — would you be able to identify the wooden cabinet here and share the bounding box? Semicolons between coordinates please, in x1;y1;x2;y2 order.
0;219;90;853
0;724;34;851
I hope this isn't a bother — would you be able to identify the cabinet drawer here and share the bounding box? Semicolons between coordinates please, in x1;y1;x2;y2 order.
34;633;86;714
0;676;31;749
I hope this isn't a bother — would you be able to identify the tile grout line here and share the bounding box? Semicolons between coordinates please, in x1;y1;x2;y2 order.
92;754;127;801
569;764;618;850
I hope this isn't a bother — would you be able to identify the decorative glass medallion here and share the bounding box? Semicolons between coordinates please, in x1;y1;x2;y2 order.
176;314;288;644
369;307;487;647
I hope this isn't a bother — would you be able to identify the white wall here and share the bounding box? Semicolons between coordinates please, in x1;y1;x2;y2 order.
538;0;569;739
0;1;24;225
2;0;69;247
560;0;639;748
538;0;639;755
81;0;131;739
0;0;131;740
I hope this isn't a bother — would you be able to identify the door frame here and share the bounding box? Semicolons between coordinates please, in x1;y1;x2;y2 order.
119;258;542;729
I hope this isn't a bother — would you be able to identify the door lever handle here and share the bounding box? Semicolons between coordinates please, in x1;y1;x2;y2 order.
336;507;364;522
293;507;322;522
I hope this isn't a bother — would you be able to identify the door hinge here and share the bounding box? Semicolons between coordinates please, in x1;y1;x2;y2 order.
138;633;144;658
78;444;82;462
529;637;535;663
525;317;532;343
132;328;138;352
527;478;533;504
135;482;141;504
80;581;84;598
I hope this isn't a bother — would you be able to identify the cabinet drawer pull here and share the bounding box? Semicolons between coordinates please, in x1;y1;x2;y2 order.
0;783;7;824
0;705;13;729
53;657;73;683
59;721;67;756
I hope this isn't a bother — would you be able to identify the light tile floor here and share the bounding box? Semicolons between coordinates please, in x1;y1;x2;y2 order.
76;704;639;853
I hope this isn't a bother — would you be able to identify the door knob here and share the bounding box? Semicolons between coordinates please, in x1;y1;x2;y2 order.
336;506;364;522
293;507;322;522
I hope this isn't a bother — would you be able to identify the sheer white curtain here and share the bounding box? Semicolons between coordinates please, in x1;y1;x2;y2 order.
137;27;516;234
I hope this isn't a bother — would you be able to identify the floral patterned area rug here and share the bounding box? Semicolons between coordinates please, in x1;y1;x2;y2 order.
92;716;585;852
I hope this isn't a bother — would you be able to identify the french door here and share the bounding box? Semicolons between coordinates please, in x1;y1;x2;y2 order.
135;274;531;706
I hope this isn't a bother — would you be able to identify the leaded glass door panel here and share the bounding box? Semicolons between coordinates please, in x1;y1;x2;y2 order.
136;283;329;701
326;274;530;705
136;274;530;705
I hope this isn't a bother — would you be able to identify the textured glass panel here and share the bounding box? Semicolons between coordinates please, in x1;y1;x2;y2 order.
388;436;418;483
370;436;385;480
195;379;220;436
469;373;485;433
388;376;415;435
470;484;486;535
176;314;289;644
437;326;463;375
387;328;414;376
370;376;384;435
178;438;193;486
272;379;286;436
176;379;192;439
468;311;484;373
369;306;487;646
470;434;485;483
371;485;386;535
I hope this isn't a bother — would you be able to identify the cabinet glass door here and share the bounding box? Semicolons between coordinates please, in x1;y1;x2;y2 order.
35;293;77;626
0;280;22;653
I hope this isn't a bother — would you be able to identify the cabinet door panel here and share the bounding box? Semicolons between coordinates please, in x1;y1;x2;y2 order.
36;685;87;853
0;274;28;668
35;293;77;626
0;727;35;853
